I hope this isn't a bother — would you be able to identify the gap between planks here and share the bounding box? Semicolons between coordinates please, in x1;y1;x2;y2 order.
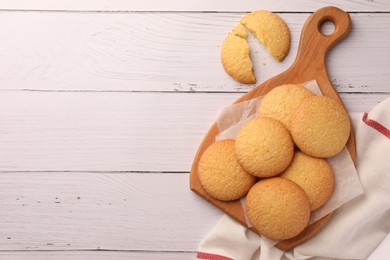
0;250;196;260
0;249;195;253
0;170;188;174
0;0;388;12
0;9;389;13
1;89;390;95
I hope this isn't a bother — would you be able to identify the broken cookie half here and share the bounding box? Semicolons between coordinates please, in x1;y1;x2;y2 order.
221;11;291;84
221;24;256;84
241;10;291;62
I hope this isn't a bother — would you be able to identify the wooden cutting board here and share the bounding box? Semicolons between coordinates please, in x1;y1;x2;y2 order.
190;6;356;250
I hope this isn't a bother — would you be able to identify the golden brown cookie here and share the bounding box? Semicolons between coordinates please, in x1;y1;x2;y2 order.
221;24;256;84
246;177;311;240
240;10;291;61
280;151;334;211
290;96;351;158
258;84;315;130
235;117;294;177
198;139;257;201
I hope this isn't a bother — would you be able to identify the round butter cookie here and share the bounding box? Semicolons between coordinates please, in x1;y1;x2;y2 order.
240;10;290;61
290;96;351;158
198;139;256;201
280;151;334;211
235;117;294;178
221;25;256;84
258;84;315;130
246;177;311;240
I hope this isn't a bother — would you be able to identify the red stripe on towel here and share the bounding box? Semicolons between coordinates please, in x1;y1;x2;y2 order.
197;251;234;260
362;112;390;139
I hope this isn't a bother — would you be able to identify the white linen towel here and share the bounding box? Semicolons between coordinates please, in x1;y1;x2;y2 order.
197;97;390;260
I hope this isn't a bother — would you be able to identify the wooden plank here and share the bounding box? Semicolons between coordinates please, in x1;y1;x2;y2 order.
0;12;388;93
0;91;385;172
0;251;195;260
0;172;221;251
0;0;388;12
0;91;234;172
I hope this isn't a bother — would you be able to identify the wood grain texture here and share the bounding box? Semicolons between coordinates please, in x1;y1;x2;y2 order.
0;13;388;93
0;0;388;11
0;91;383;172
191;7;355;250
0;251;195;260
0;172;221;251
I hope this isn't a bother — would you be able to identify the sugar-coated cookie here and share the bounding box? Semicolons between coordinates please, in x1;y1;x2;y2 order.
246;177;311;240
221;25;256;84
280;151;334;211
258;84;315;130
290;96;351;158
235;117;294;177
198;139;257;201
240;10;290;61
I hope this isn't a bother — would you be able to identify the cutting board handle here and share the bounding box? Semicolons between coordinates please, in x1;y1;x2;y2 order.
298;6;351;55
283;6;351;99
292;6;351;74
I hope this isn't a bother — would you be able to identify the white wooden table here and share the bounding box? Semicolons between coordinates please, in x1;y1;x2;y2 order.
0;1;389;259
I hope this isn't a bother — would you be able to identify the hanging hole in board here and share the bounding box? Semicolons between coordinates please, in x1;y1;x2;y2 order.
320;19;336;36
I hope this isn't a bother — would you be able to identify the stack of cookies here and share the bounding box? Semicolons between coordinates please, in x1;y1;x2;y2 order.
198;84;351;240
